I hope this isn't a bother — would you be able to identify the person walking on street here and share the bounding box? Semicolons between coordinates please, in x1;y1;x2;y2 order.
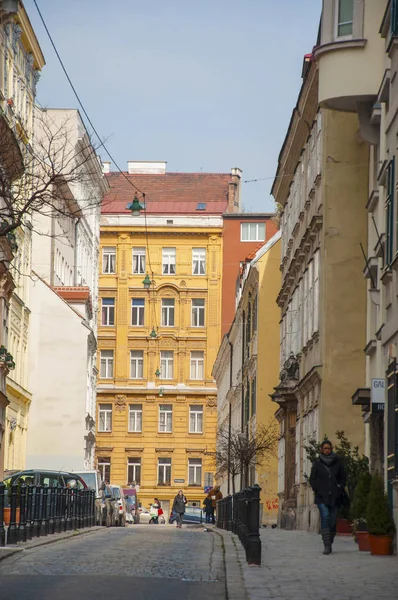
203;494;212;523
309;439;347;555
207;485;223;525
172;490;187;529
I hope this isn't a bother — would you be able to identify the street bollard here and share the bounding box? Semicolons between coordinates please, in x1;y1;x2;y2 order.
48;486;56;534
7;482;19;545
81;490;86;529
246;484;262;565
62;487;67;532
55;486;62;534
18;483;27;542
66;488;73;531
71;488;77;530
32;485;42;539
40;486;49;537
91;490;95;527
0;482;5;546
26;484;33;540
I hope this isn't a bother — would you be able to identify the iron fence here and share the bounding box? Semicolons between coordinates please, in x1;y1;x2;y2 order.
0;481;96;546
216;484;262;565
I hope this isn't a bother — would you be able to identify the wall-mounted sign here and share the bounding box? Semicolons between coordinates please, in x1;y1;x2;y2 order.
371;378;385;414
204;486;212;493
174;479;185;483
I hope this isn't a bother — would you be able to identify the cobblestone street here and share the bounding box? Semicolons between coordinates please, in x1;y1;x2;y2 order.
0;524;225;600
235;528;398;600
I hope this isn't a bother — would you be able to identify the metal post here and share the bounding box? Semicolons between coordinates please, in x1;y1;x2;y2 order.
62;487;67;532
18;483;27;542
76;489;81;529
32;485;41;539
66;488;73;531
72;489;77;530
7;482;19;545
0;482;5;546
40;486;48;537
48;486;56;534
26;484;33;540
55;486;62;534
246;484;262;565
91;490;95;527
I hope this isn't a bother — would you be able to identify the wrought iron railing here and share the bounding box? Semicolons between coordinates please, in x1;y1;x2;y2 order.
0;481;96;546
216;484;262;565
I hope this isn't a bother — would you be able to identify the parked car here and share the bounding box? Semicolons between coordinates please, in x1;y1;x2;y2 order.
110;485;126;527
73;470;105;526
169;505;203;525
123;487;140;524
2;469;88;491
138;506;151;524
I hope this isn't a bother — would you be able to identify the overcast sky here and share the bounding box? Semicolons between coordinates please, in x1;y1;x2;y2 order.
26;0;321;212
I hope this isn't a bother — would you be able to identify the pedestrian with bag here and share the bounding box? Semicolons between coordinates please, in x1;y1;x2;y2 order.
149;497;161;524
309;439;348;555
206;485;223;525
172;489;187;529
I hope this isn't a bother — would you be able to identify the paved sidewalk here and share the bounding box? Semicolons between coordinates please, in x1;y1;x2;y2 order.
0;526;102;562
228;527;398;600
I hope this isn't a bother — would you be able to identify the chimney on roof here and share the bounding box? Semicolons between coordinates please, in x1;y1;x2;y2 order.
227;167;242;214
127;161;167;175
102;161;111;174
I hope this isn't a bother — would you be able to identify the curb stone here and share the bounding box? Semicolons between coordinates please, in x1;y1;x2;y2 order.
204;525;249;600
0;526;103;561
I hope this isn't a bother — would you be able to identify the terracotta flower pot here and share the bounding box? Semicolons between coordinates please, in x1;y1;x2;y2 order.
369;534;393;556
3;507;20;526
356;530;371;552
336;518;352;536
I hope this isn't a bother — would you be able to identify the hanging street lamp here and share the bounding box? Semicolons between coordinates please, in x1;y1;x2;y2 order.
127;193;144;216
149;327;157;338
155;368;161;377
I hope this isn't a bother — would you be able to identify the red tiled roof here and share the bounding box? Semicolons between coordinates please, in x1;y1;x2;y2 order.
101;172;232;215
245;242;266;262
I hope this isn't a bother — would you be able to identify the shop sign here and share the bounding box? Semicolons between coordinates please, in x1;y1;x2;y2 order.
371;378;385;414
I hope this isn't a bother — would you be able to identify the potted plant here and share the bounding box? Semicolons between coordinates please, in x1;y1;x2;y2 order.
350;471;372;551
366;473;395;555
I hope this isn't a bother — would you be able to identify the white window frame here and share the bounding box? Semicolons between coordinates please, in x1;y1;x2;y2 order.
192;248;206;275
159;404;173;433
189;405;203;434
130;350;144;379
162;247;176;275
100;350;114;379
98;457;111;482
161;298;175;327
190;351;204;380
131;298;145;326
102;247;116;274
160;351;174;379
240;222;266;242
98;404;112;432
191;299;205;327
132;247;146;274
128;404;143;432
334;0;354;40
127;457;141;484
188;458;202;486
101;298;115;326
158;458;171;485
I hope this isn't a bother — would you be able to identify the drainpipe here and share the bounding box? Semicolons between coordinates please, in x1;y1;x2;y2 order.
228;339;233;496
241;310;245;490
74;218;81;286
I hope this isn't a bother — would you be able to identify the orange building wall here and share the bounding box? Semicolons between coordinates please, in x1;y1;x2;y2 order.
221;216;278;335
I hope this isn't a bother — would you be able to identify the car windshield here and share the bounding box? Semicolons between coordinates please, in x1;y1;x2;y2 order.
74;472;96;490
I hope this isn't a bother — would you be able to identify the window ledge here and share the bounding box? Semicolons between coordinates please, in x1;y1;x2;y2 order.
313;38;366;60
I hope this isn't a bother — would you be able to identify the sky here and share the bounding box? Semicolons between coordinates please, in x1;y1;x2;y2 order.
25;0;321;212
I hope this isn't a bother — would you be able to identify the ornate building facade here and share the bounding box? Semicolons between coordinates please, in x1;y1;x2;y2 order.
272;53;368;530
0;0;44;477
97;161;240;514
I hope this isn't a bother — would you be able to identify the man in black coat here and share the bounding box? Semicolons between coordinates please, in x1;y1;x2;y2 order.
309;439;347;555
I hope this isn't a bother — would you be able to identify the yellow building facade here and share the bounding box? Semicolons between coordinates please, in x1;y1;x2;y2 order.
96;172;235;514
